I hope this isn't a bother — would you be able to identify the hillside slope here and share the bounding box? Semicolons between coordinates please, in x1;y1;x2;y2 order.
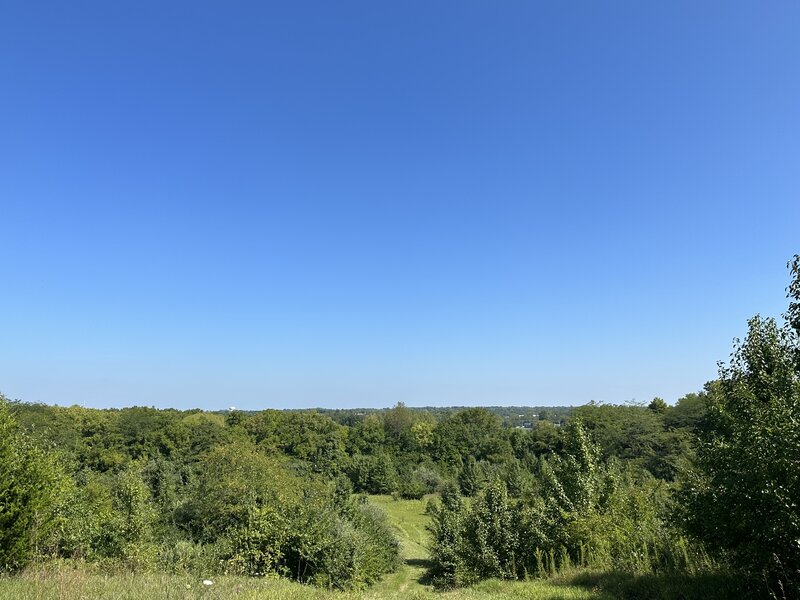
0;495;606;600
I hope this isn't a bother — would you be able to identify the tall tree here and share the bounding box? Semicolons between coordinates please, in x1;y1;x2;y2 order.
684;256;800;596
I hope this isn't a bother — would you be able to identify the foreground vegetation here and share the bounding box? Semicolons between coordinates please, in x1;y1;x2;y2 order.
0;565;602;600
0;496;739;600
4;494;594;599
1;256;798;597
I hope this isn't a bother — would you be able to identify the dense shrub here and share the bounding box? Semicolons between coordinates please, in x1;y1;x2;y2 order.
53;464;158;570
346;452;398;494
0;399;72;572
177;443;399;588
461;479;520;580
398;465;443;499
427;483;467;588
429;420;710;588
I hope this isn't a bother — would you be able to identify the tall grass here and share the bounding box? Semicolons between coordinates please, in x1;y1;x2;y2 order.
0;562;610;600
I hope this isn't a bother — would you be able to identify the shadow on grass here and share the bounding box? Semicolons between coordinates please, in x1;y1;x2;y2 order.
564;570;745;600
407;558;435;586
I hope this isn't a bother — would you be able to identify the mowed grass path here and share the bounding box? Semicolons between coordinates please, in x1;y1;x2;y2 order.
0;496;610;600
365;495;432;597
361;495;608;600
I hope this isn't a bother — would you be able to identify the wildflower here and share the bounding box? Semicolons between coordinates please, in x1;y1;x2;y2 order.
202;579;213;586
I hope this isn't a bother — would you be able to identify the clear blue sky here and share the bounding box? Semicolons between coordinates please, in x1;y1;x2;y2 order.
1;2;798;410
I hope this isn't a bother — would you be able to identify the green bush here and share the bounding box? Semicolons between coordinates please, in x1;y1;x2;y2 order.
428;420;711;588
398;465;443;499
427;483;467;588
462;479;520;580
55;464;158;569
177;442;399;588
157;539;226;574
346;451;399;495
0;399;71;572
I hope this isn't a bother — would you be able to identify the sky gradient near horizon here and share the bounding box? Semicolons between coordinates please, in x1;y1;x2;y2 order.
2;2;799;410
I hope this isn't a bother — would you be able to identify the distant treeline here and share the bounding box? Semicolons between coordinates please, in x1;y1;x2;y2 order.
5;396;698;497
270;405;573;428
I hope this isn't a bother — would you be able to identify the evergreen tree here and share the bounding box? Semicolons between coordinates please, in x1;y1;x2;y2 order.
458;456;479;496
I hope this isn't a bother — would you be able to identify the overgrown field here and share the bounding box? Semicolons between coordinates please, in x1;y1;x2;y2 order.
0;495;598;599
0;496;739;600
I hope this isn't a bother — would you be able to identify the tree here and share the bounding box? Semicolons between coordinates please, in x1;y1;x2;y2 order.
684;256;800;595
458;456;480;496
648;397;668;414
383;402;415;450
789;254;800;369
427;482;467;588
433;408;512;469
0;398;70;572
572;402;670;477
463;479;520;580
664;391;709;432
